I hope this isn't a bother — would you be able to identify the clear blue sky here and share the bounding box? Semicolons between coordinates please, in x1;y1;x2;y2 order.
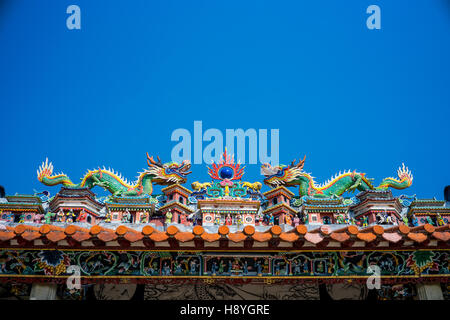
0;0;449;199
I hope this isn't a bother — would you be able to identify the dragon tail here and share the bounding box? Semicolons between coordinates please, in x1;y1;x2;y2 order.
377;163;413;190
37;158;75;187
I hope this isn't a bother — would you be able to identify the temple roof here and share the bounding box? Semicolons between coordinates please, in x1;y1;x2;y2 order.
0;222;448;250
0;195;45;214
5;194;43;203
410;198;446;206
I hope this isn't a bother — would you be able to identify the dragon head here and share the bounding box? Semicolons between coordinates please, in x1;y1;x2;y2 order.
146;153;192;185
261;156;306;188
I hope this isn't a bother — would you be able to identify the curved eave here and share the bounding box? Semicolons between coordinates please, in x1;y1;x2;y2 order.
0;223;448;251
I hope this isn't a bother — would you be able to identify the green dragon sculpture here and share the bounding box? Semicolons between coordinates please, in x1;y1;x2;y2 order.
37;153;191;196
261;156;413;198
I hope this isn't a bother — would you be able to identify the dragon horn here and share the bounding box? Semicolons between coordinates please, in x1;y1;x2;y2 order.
296;155;306;169
147;153;164;168
290;159;296;167
147;152;156;167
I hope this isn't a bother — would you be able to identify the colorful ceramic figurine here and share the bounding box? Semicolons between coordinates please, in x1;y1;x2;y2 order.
33;213;44;224
293;215;300;227
236;214;243;227
285;214;292;226
225;214;232;226
165;210;173;224
121;209;131;223
274;262;280;275
140;211;149;223
263;213;270;225
256;212;263;225
303;213;309;225
232;259;240;274
218;260;225;274
436;213;445;226
180;214;187;225
269;215;274;226
77;209;88;223
18;213;25;223
426;215;434;226
255;260;262;276
162;262;171;275
104;212;112;223
402;215;409;226
44;211;56;224
336;214;345;224
243;260;248;275
293;260;301;275
190;260;197;274
174;261;182;274
211;261;218;275
66;209;76;223
362;216;369;227
377;212;393;224
214;214;221;225
56;209;65;222
410;214;419;227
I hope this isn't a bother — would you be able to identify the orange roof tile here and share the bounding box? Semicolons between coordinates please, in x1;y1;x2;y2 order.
71;232;91;242
296;225;308;235
431;231;450;242
280;232;299;242
228;232;247;243
166;225;179;236
97;230;117;242
193;226;204;236
361;225;384;235
0;222;448;249
175;232;195;242
243;226;255;236
64;225;90;235
252;232;272;242
218;226;229;236
407;232;427;243
14;224;39;235
124;232;144;242
46;231;66;242
0;231;15;241
115;225;130;236
150;232;169;242
382;232;403;243
304;233;323;244
142;225;154;236
89;225;103;236
270;225;282;236
330;232;350;242
201;233;221;242
334;225;358;235
21;231;41;241
357;232;376;242
410;223;435;234
40;224;64;234
385;225;410;235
